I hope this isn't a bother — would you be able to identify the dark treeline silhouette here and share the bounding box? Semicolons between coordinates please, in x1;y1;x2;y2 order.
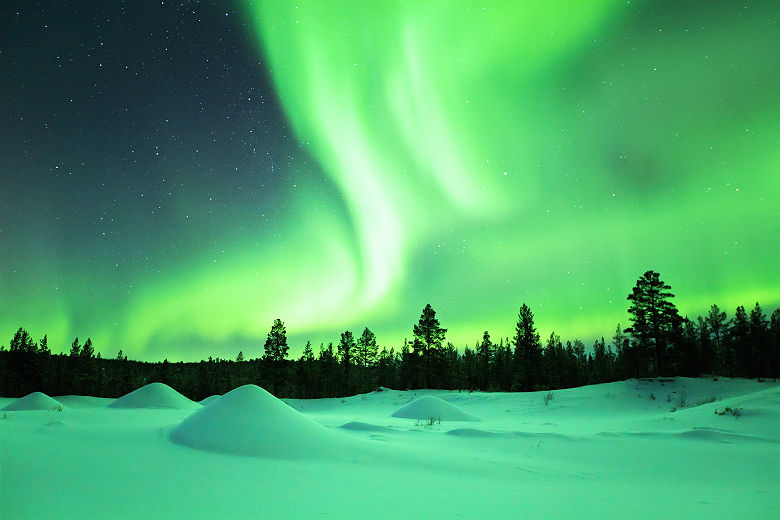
1;271;778;399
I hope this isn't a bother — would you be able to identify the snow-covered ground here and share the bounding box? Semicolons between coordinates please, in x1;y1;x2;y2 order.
1;377;777;519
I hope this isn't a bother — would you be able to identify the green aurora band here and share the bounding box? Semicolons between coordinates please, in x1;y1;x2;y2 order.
4;0;778;360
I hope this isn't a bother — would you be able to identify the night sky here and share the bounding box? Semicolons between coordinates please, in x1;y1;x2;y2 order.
1;1;778;361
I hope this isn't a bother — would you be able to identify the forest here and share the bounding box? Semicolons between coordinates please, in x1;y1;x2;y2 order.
1;271;778;400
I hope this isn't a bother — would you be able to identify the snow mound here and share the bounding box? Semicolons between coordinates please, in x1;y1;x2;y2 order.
447;428;499;437
2;392;65;411
340;421;395;433
170;384;337;458
109;383;200;409
392;395;479;421
199;395;221;406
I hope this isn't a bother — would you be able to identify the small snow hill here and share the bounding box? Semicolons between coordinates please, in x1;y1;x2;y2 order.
2;392;65;411
392;395;479;421
109;382;201;409
170;384;343;459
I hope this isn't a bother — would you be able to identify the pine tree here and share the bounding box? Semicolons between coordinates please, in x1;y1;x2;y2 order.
355;327;378;392
625;270;681;377
38;335;51;355
69;338;81;357
302;341;314;362
542;332;564;389
297;341;316;398
706;304;729;373
263;319;289;362
730;305;750;377
81;338;94;358
263;319;289;395
748;303;769;377
318;342;340;397
513;304;542;391
413;304;447;388
10;328;35;353
236;351;244;362
476;331;493;390
591;338;610;384
337;330;355;393
696;317;714;375
770;309;780;378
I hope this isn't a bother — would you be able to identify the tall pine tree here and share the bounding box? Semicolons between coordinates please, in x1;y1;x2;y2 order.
263;319;289;395
513;304;542;391
413;304;447;388
625;270;681;377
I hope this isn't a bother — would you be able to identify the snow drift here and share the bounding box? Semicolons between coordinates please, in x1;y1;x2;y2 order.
2;391;65;411
392;395;479;421
170;384;339;458
199;395;221;406
109;382;200;409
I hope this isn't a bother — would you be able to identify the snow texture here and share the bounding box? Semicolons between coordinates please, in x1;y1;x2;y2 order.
198;394;221;406
109;382;201;409
391;395;479;421
170;384;339;458
1;377;778;519
2;391;65;411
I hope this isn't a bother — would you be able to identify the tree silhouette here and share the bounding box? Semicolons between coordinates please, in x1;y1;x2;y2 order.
337;330;355;393
355;327;378;392
263;319;289;395
513;304;542;391
730;305;750;377
476;331;493;390
748;303;769;378
625;270;681;377
706;304;729;373
81;338;94;358
263;319;289;362
413;304;447;388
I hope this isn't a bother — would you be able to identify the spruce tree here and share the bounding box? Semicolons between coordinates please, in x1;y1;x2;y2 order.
263;319;289;395
69;338;81;357
513;304;542;391
770;309;780;378
696;317;714;375
355;327;378;392
730;305;750;376
412;304;447;388
38;335;51;355
748;303;769;377
81;338;94;358
706;305;729;372
263;319;289;362
337;330;355;393
476;331;493;390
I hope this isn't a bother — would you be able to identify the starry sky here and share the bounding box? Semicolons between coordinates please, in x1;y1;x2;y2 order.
1;1;778;361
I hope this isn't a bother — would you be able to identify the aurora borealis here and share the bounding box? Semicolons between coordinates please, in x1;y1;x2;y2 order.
1;1;778;361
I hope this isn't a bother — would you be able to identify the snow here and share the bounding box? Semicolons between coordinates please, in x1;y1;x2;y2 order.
1;377;778;518
198;394;221;406
1;392;65;411
391;394;479;421
108;382;201;409
171;385;346;458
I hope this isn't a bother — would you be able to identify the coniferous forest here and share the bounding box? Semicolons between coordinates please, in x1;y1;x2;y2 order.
1;271;778;400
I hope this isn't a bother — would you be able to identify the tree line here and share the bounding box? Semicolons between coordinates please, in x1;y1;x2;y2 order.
1;270;778;400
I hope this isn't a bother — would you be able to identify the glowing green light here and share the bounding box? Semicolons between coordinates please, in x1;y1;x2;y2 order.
2;1;777;360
